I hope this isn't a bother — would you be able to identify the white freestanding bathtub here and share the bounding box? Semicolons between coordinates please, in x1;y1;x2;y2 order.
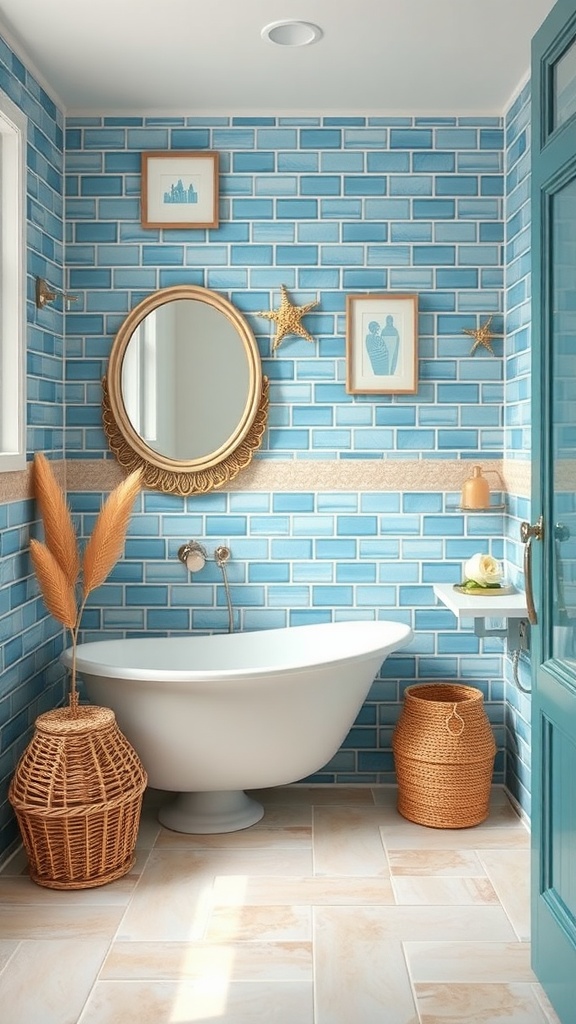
62;619;412;833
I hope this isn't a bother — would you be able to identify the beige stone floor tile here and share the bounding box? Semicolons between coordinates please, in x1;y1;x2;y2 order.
405;940;536;983
479;849;531;940
0;864;141;906
381;825;530;850
0;939;19;971
146;844;313;878
155;825;311;849
313;903;516;946
313;806;390;876
212;874;395;906
251;803;313;827
392;874;499;905
370;784;400;807
78;979;314;1024
0;784;557;1024
115;850;216;942
134;814;161;850
481;799;528;829
251;785;374;806
532;983;563;1023
388;849;485;875
101;938;312;981
118;845;313;942
0;938;109;1024
206;904;312;942
414;981;549;1022
0;904;125;941
314;908;419;1024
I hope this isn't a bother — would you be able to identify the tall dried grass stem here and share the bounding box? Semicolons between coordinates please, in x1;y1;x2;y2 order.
30;539;78;631
34;453;79;587
82;469;142;598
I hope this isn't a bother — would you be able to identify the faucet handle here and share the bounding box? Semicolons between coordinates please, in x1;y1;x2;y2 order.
178;541;208;573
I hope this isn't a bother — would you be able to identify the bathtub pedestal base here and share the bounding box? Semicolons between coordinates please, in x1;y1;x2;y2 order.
158;790;265;834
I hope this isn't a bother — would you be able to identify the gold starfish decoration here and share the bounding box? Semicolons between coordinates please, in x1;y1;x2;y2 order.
463;316;498;356
255;284;318;351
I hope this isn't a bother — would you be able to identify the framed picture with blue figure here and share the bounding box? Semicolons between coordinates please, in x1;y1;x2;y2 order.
141;151;219;229
345;293;418;394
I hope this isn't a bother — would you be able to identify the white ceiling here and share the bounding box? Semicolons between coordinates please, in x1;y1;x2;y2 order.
0;0;557;115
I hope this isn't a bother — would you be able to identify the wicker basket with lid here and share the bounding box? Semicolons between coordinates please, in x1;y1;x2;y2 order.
9;704;147;889
392;682;496;829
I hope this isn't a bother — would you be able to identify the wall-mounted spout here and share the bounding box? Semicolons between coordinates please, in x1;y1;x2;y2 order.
178;541;235;633
214;545;231;566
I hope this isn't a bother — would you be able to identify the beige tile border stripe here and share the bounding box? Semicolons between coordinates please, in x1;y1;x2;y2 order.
1;458;531;503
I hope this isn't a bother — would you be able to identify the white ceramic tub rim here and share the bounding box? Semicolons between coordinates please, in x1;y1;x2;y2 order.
62;620;413;683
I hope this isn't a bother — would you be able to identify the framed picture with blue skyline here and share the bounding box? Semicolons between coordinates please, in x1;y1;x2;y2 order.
141;151;219;229
346;292;418;395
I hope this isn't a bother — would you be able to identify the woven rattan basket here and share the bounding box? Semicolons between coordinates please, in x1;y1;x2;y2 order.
9;704;147;889
392;683;496;829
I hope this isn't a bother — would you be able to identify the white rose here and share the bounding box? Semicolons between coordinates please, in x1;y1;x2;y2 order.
463;552;503;587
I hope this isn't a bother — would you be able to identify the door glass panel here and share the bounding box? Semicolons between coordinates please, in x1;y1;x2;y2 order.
551;177;576;663
554;37;576;129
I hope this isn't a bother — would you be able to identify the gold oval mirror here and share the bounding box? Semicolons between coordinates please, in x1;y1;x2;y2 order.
102;285;269;494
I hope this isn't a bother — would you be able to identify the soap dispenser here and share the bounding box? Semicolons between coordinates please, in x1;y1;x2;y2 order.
461;465;490;509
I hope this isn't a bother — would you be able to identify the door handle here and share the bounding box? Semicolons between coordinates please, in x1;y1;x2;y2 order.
520;516;544;625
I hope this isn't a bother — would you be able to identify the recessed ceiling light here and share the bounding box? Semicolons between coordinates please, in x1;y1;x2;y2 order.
261;20;323;47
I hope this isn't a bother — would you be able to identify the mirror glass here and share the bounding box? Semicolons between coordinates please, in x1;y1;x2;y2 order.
120;298;250;461
103;285;268;494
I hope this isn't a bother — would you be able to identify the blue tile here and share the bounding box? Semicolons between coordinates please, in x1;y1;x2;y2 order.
367;152;411;172
312;586;354;606
390;175;432;196
248;561;289;585
344;176;387;196
147;609;190;630
271;539;313;559
336;516;378;536
277;199;318;219
423;516;465;536
390;129;433;149
413;199;455;219
231;199;274;219
278;152;318;172
301;175;341;196
300;129;342;149
390;223;432;242
344;129;388;148
233;152;275;172
436;129;478;149
256;175;298;196
436;176;479;196
413;246;455;266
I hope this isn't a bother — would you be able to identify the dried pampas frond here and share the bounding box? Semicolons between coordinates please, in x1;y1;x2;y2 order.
30;455;143;714
82;468;143;598
30;539;78;631
34;453;79;588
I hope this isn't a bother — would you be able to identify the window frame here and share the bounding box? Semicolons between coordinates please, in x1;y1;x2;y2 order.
0;88;26;473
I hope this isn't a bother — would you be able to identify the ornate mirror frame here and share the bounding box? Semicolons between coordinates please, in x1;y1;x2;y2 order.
102;285;269;495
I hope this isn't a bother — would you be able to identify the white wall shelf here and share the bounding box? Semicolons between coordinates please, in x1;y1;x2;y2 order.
433;583;527;620
433;582;529;645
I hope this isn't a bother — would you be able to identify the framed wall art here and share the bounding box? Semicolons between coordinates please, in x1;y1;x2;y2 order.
141;151;219;229
345;292;418;394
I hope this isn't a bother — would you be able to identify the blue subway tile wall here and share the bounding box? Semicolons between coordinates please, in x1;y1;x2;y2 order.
503;82;532;817
0;34;66;859
61;111;519;793
65;116;505;461
69;488;506;784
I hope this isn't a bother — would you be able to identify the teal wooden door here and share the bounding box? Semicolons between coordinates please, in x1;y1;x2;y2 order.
531;2;576;1020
